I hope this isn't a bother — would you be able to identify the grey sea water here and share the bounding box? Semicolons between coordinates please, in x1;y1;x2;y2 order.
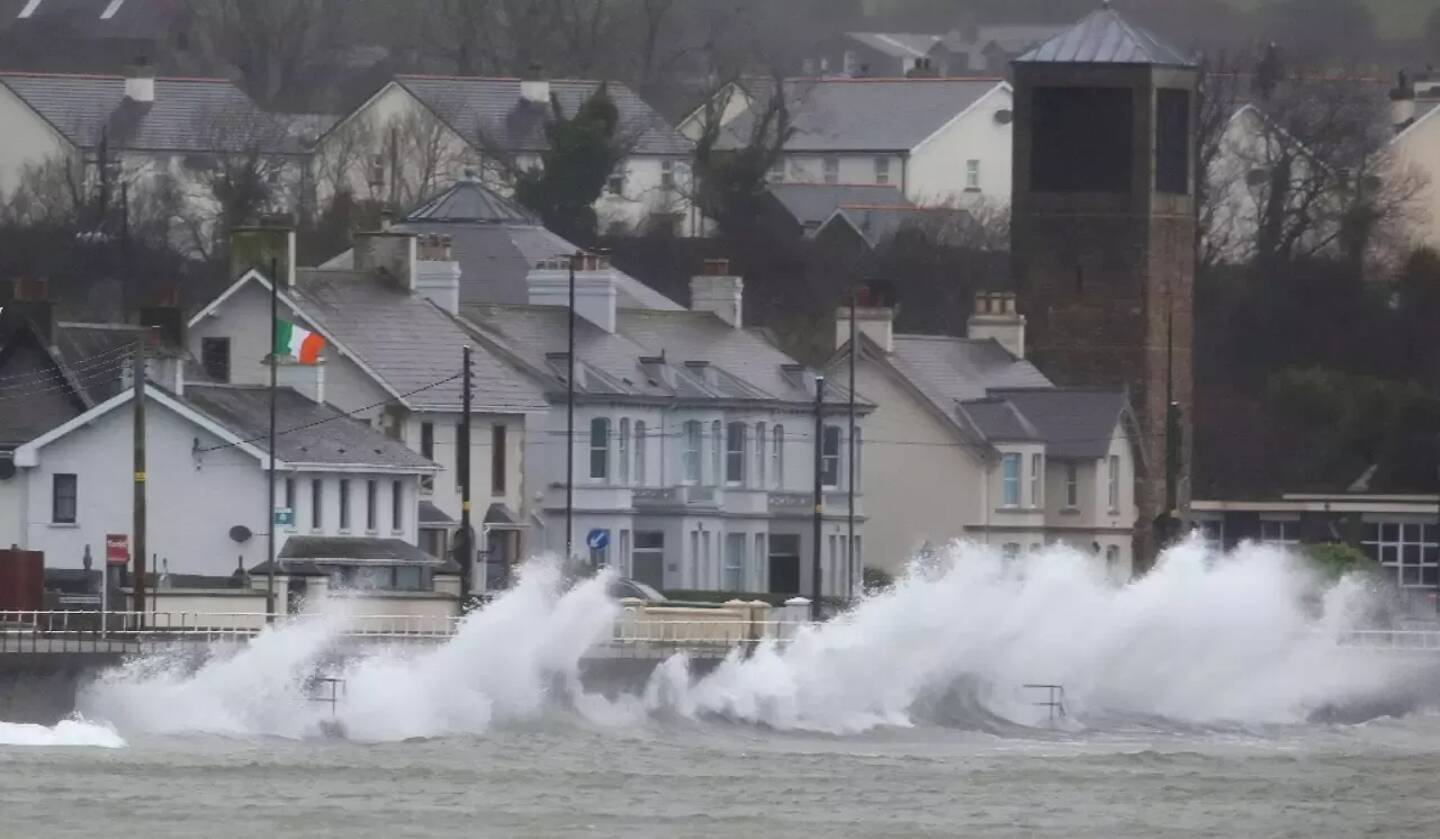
4;716;1439;838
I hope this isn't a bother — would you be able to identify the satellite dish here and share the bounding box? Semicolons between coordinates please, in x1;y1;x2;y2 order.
0;460;14;480
994;109;1013;125
229;525;253;544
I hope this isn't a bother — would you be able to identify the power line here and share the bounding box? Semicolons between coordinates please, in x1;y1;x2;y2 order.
0;341;135;385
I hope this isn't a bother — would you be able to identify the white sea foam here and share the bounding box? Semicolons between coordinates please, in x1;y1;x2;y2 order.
0;718;125;748
76;540;1411;739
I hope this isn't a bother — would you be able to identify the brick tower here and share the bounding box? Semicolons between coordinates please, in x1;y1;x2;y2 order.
1010;4;1199;568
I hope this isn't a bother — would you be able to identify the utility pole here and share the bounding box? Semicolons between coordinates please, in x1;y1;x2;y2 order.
459;345;473;609
847;287;857;604
812;374;825;622
131;332;147;620
266;258;279;621
565;253;578;564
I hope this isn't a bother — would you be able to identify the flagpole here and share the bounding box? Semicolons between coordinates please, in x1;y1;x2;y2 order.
266;257;278;622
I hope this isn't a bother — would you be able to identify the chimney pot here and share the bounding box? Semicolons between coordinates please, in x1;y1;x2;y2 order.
125;58;156;104
967;291;1025;358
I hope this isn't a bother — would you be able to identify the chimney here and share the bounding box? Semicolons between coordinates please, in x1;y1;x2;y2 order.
1392;70;1417;131
520;65;550;106
125;57;155;104
527;253;618;333
354;231;417;292
967;291;1025;358
230;225;296;287
3;278;54;341
835;305;895;353
415;234;461;315
277;358;327;404
689;258;743;328
140;287;184;347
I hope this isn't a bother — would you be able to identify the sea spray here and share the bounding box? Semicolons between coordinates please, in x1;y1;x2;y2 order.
649;538;1404;732
0;718;125;748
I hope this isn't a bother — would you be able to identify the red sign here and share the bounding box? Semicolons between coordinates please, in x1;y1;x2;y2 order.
105;534;129;566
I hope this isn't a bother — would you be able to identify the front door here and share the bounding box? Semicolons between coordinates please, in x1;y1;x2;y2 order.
768;534;801;595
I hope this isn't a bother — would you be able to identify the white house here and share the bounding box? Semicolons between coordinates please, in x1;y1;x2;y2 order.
825;292;1139;580
311;75;696;236
7;379;439;585
0;66;309;252
689;77;1013;214
459;258;872;600
185;227;550;593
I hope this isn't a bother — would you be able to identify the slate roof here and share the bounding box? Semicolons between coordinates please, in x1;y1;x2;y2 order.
986;388;1130;459
819;204;972;249
844;32;942;59
392;75;692;156
1016;7;1195;67
180;385;437;470
461;304;861;407
322;179;682;311
418;500;456;526
888;335;1051;410
767;183;910;229
0;71;302;153
718;78;1005;153
956;398;1040;442
285;270;549;414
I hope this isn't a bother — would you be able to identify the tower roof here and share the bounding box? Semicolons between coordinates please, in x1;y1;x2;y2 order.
1015;3;1195;68
403;175;537;225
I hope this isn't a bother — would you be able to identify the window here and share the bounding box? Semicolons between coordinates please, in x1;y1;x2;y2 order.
768;158;785;183
633;531;664;589
1156;88;1191;195
755;422;766;487
661;160;676;190
710;421;722;485
491;425;507;495
311;479;324;529
823;156;840;184
1260;520;1299;546
391;480;403;531
1030;454;1043;507
366;480;377;532
589;418;610;480
683;420;701;483
853;427;862;486
874;157;890;185
200;337;231;383
1031;86;1134;193
1065;462;1079;508
820;425;842;488
338;479;351;531
843;50;858;75
419;422;435;493
51;474;77;523
619;530;632;578
1193;517;1223;552
724;533;746;591
634;421;646;485
754;533;766;589
772;425;784;488
284;478;295;523
965;159;980;190
1001;454;1021;507
1107;455;1120;512
1002;542;1021;560
1362;522;1438;589
726;422;746;484
607;171;625;195
618;418;631;484
689;530;700;588
1105;544;1120;572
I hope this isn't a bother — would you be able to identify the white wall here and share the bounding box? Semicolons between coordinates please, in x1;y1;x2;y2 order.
777;153;906;190
275;471;419;545
0;84;71;198
403;411;527;525
907;83;1013;207
1390;111;1440;250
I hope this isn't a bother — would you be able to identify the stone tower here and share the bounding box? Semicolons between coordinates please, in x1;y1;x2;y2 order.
1010;4;1199;567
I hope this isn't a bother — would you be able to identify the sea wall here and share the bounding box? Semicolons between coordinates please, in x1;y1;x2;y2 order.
0;654;121;724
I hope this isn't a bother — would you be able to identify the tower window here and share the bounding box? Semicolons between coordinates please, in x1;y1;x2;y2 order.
1031;86;1133;193
1156;89;1191;195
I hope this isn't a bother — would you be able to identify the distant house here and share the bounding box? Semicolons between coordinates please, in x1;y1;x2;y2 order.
806;32;942;78
318;175;683;310
805;26;1064;80
0;66;308;251
761;183;912;238
1388;74;1440;250
312;75;696;236
927;24;1068;76
688;78;1013;209
825;292;1139;579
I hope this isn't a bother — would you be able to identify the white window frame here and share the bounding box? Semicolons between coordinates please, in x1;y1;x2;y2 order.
823;156;840;185
1363;520;1438;589
820;425;842;489
1065;461;1078;508
874;156;890;185
618;418;631;484
726;422;747;485
965;158;981;190
724;532;746;591
682;420;701;484
710;420;722;486
589;417;611;481
771;425;784;488
1001;453;1020;507
1259;518;1300;546
1030;453;1043;508
754;422;766;488
634;420;646;486
1107;454;1120;512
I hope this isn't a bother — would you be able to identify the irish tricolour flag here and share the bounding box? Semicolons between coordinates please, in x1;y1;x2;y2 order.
274;318;324;364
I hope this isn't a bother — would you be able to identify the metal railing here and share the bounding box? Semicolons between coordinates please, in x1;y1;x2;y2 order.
0;610;813;654
1338;630;1440;650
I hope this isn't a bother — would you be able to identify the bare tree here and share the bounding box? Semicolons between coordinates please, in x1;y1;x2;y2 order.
191;0;349;108
179;108;296;258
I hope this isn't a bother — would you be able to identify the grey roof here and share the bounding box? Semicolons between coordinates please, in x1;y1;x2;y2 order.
819;205;971;249
461;304;862;407
1016;7;1195;67
938;24;1068;54
888;334;1052;411
419;501;456;526
181;385;437;470
956;398;1040;442
0;71;302;153
392;75;691;156
844;32;942;59
286;270;549;413
256;536;462;575
768;183;910;229
322;179;681;311
719;78;1004;153
987;388;1129;459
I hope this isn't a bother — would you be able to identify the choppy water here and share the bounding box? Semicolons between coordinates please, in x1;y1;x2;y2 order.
5;540;1440;836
